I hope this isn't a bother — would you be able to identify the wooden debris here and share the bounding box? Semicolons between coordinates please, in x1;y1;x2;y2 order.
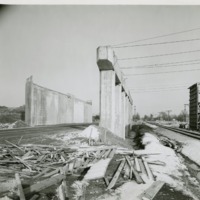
142;157;154;181
147;160;166;166
133;150;161;156
108;148;116;158
5;140;24;153
138;158;149;183
104;177;109;186
43;168;60;178
57;184;65;200
32;168;51;179
18;136;23;145
24;174;64;194
125;156;143;184
62;179;69;199
29;194;39;200
140;181;165;200
107;158;126;189
0;131;169;199
15;173;26;200
135;157;141;172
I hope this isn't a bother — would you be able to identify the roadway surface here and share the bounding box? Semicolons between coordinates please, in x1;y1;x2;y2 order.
0;123;98;141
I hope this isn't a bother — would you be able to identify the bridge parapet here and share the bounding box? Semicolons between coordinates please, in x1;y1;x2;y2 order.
97;46;133;138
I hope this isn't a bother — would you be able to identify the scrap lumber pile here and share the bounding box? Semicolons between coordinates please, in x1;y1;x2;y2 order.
0;139;117;200
159;136;182;152
0;130;167;200
103;152;158;191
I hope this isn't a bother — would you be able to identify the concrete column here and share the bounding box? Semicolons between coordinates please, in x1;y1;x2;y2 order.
121;91;126;139
115;84;122;137
99;70;115;132
128;100;132;130
125;96;129;138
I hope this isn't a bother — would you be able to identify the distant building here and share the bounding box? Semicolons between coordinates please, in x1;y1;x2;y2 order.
189;83;200;130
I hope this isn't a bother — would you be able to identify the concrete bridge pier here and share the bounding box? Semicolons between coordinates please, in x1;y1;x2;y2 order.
99;70;116;132
97;46;133;139
115;83;122;137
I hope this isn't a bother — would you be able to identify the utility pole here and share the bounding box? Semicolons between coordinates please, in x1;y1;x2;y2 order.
184;104;189;122
166;110;172;121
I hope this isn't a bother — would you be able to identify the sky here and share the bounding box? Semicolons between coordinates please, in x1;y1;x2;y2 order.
1;5;200;116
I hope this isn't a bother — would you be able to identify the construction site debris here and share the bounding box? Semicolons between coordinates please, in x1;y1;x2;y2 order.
0;137;159;199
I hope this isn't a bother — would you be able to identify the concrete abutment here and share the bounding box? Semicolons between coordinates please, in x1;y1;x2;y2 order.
25;76;92;126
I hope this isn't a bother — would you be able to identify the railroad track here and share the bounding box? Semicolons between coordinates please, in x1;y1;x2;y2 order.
154;123;200;140
0;122;98;139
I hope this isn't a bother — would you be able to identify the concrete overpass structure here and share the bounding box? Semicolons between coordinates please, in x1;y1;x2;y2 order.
25;46;132;139
97;46;133;139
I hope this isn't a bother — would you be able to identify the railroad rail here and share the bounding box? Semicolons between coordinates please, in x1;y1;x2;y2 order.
153;123;200;140
0;122;98;139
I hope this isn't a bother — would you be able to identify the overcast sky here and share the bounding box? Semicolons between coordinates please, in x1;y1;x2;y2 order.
1;5;200;116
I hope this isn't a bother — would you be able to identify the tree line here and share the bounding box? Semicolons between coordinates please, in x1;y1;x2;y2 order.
133;110;188;122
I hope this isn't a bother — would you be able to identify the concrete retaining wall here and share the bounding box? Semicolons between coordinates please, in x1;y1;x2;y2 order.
25;76;92;126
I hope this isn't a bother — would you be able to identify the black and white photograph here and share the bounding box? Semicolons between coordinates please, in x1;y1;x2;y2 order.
0;2;200;200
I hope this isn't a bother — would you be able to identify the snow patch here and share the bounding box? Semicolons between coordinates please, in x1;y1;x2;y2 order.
141;133;198;200
95;181;152;200
79;125;100;141
182;140;200;166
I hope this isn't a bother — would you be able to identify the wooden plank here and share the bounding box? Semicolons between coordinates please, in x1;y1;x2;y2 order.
108;148;116;158
15;156;32;171
133;150;161;156
125;156;143;184
60;167;69;199
140;181;165;200
147;161;166;166
24;174;64;195
123;162;130;178
142;157;154;181
29;194;39;200
103;149;112;158
57;184;65;200
43;168;59;178
138;158;150;183
104;177;109;186
135;157;141;172
107;159;126;189
33;168;51;179
5;140;24;153
15;173;26;200
138;158;147;175
98;149;107;158
62;179;69;199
